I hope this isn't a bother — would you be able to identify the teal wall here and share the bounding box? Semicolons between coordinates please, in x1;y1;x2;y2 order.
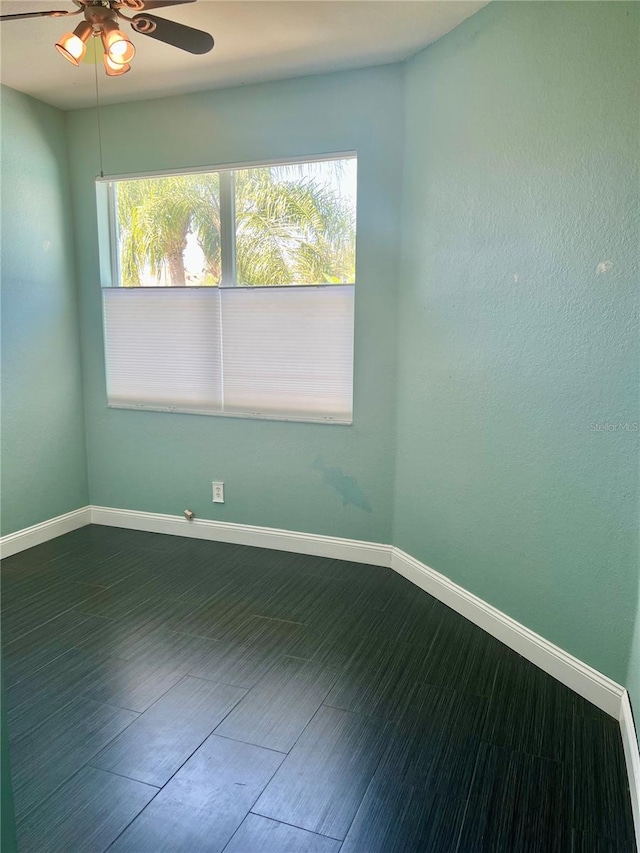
65;67;403;542
394;1;640;684
0;87;89;536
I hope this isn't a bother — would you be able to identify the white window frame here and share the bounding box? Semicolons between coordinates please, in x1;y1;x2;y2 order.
96;152;357;425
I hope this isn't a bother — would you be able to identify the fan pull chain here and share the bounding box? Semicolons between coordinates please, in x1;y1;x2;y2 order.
94;48;105;179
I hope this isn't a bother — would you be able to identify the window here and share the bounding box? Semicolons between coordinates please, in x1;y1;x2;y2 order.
98;155;357;424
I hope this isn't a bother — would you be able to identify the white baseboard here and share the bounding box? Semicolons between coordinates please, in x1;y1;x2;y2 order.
620;691;640;849
89;506;392;568
0;506;91;559
390;547;625;718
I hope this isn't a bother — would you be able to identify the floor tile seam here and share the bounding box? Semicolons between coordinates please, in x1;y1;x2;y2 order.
413;677;495;702
320;699;390;722
452;734;489;853
211;661;342;751
97;728;243;846
2;595;108;644
474;740;570;768
77;690;145;715
102;725;287;852
328;756;380;848
399;679;495;733
12;696;142;750
67;612;117;630
479;657;506;744
69;579;113;592
98;777;167;853
3;647;75;690
218;817;255;853
68;647;133;669
243;812;345;845
87;571;167;591
14;714;151;829
486;653;503;708
152;625;227;642
84;669;205;717
396;616;450;659
1;556;90;577
250;614;308;627
71;592;168;621
178;634;316;690
257;667;374;763
388;681;489;742
5;575;109;599
92;547;141;564
178;671;252;691
68;641;141;661
202;621;309;644
279;652;318;664
83;765;161;791
94;673;253;788
308;710;395;847
7;696;81;747
197;732;299;852
16;740;155;828
1;578;108;612
278;655;342;676
205;730;289;756
75;696;146;719
5;641;130;688
183;652;319;687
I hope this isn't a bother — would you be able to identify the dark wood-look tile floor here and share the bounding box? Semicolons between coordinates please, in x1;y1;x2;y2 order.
1;525;636;852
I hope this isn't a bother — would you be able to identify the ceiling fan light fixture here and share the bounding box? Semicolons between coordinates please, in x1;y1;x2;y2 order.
3;0;214;79
54;19;92;67
103;52;131;76
100;20;136;65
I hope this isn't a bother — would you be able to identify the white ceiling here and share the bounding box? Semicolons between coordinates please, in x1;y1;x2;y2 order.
0;1;486;110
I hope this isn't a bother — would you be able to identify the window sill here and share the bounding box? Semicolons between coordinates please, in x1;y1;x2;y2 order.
106;403;352;426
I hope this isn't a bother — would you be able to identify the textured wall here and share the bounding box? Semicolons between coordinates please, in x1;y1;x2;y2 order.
394;2;639;683
0;87;89;535
66;67;402;542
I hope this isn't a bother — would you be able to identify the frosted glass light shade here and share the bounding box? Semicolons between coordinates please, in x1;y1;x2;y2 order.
101;22;136;65
55;21;92;66
103;53;131;76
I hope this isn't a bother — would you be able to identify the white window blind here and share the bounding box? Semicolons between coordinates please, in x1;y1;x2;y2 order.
103;288;223;412
103;285;354;423
220;286;354;422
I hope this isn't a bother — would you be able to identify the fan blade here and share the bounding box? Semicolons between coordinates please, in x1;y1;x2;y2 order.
136;1;196;9
131;13;213;54
0;10;74;20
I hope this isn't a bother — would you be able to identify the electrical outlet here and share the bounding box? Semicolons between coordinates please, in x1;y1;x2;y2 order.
212;481;225;503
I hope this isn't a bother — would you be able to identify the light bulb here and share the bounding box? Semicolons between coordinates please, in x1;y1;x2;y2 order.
101;21;136;65
55;20;93;66
103;52;131;76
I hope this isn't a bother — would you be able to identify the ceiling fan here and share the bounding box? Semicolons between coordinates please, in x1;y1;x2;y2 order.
0;0;214;76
